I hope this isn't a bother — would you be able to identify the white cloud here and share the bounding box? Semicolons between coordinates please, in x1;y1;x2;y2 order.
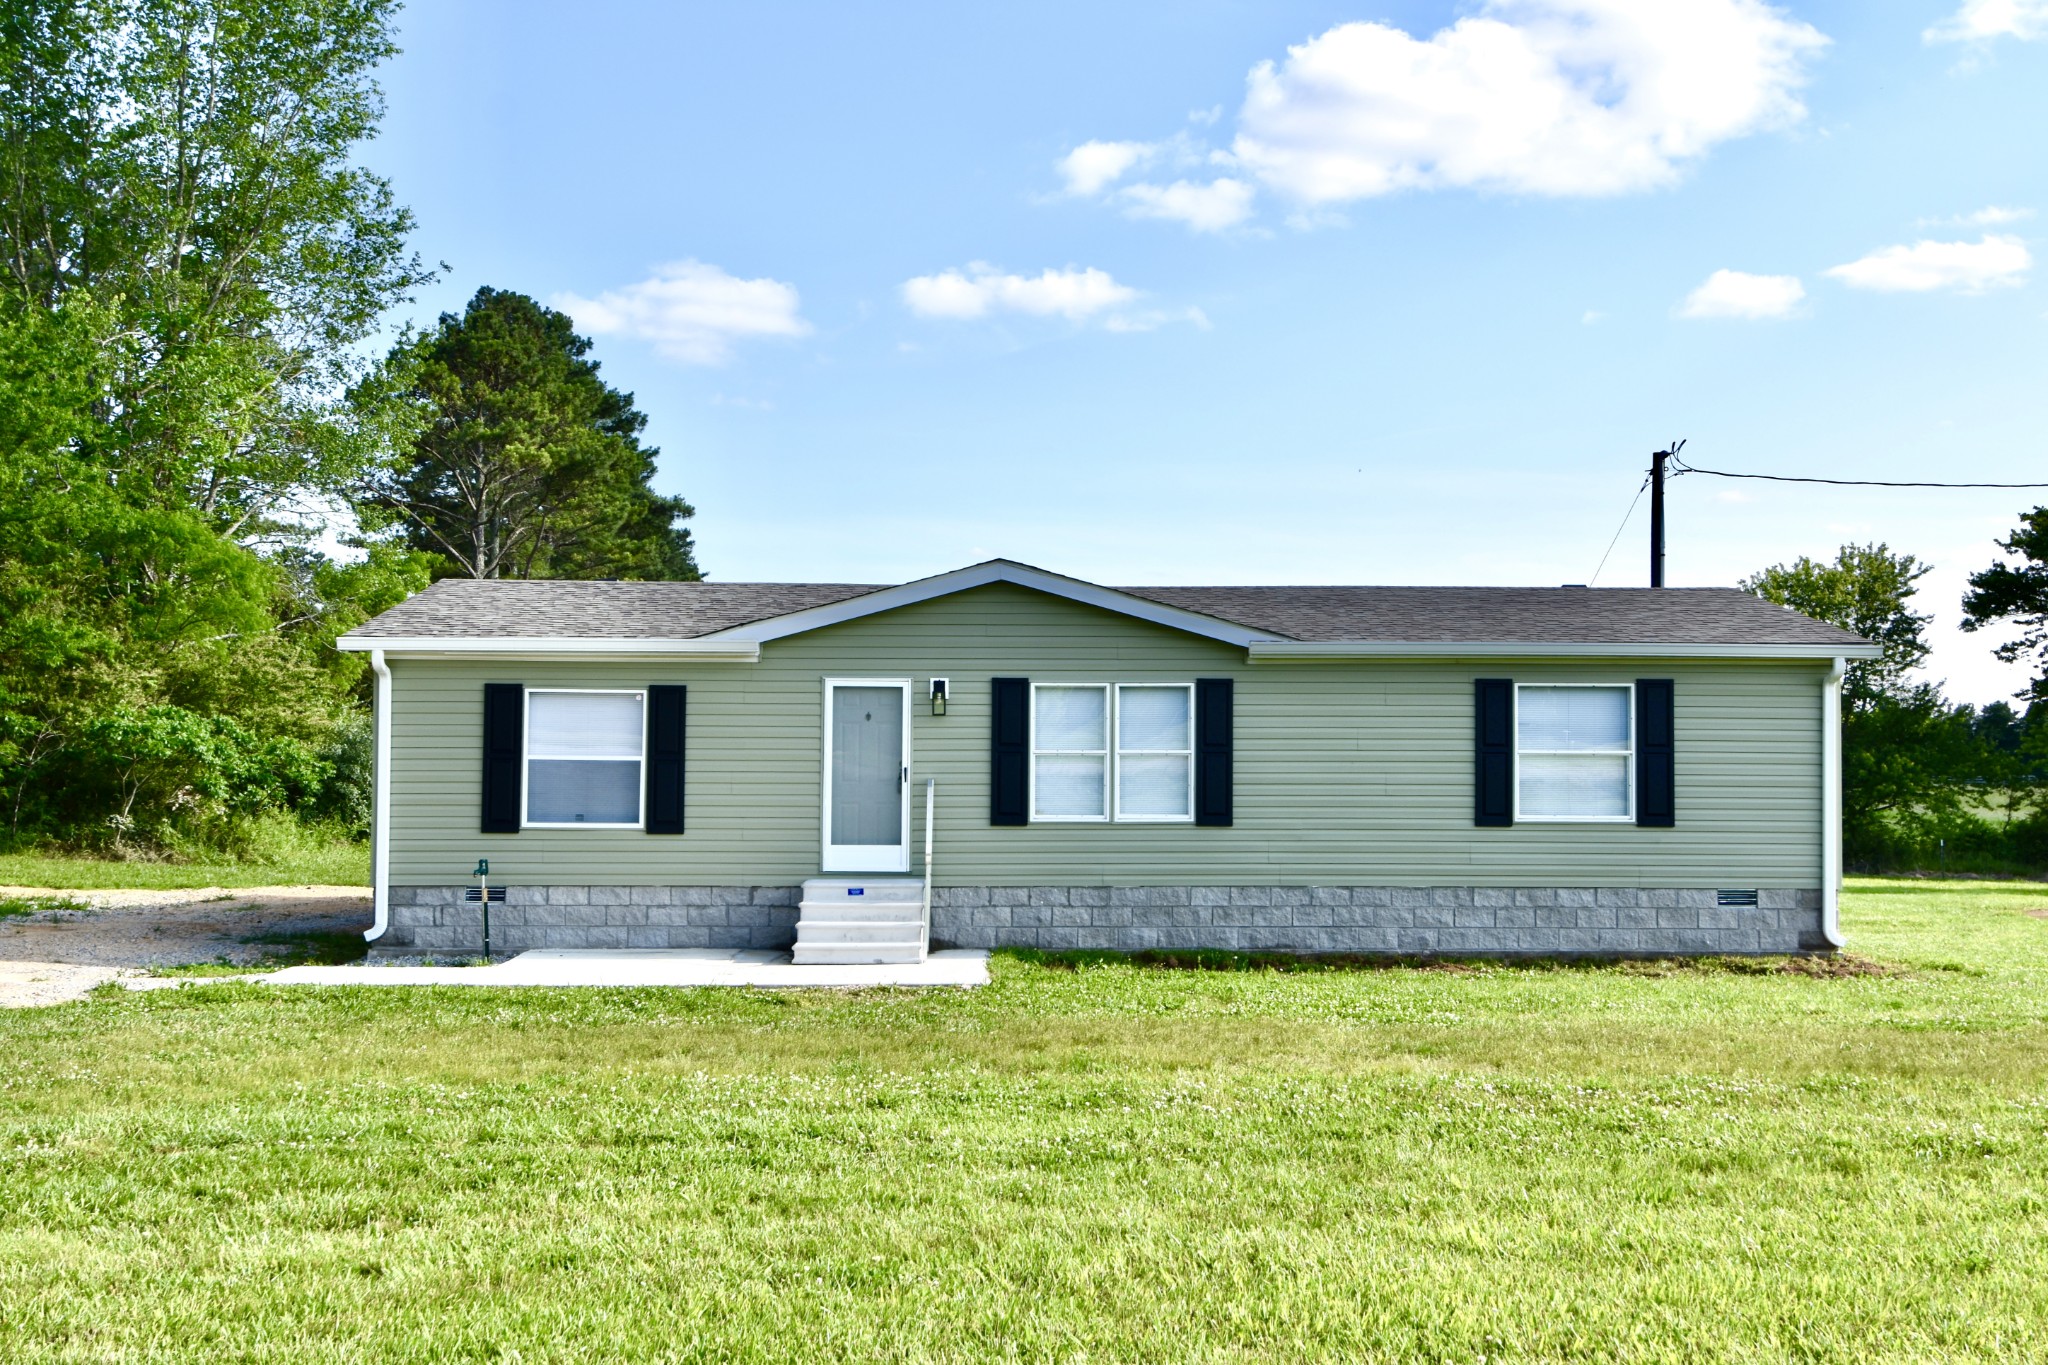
1056;140;1154;196
553;261;809;365
1823;235;2031;292
1925;0;2048;42
900;263;1141;322
1923;205;2034;227
1054;138;1258;230
1118;177;1257;231
1229;1;1827;203
1677;269;1807;319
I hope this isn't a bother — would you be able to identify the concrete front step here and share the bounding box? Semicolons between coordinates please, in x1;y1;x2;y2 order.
797;900;925;924
793;877;928;965
800;877;925;904
797;919;926;945
792;942;928;965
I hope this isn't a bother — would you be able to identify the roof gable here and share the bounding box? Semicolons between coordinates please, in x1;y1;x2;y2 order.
693;561;1276;648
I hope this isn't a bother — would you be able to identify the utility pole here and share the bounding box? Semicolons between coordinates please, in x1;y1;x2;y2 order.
1649;448;1666;588
1649;439;1684;588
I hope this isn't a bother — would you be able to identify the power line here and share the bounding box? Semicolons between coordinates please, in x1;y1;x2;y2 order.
1671;458;2048;490
1589;473;1651;586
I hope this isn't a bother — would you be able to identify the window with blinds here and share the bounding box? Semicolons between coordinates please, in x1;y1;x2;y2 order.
525;690;645;827
1030;683;1194;823
1515;684;1633;821
1115;684;1193;821
1031;685;1109;820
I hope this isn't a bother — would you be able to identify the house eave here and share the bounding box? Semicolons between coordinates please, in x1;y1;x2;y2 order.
334;635;762;662
1246;641;1882;661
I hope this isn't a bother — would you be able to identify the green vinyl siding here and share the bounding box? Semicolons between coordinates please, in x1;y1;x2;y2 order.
384;582;1824;887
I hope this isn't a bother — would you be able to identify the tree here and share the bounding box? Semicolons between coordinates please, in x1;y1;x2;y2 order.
0;0;430;537
0;0;432;849
1740;544;1932;712
1957;700;2047;828
1742;544;1971;860
1961;508;2048;703
359;287;699;581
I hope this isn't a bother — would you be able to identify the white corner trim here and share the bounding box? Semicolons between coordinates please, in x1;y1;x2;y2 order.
1821;656;1845;949
366;648;392;943
1247;640;1884;662
695;560;1280;649
334;636;760;661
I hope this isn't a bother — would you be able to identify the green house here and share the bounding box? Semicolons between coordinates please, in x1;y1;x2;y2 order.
337;559;1877;962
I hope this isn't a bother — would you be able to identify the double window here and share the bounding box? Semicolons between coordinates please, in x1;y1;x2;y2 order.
1030;683;1193;822
1515;684;1632;821
525;689;645;828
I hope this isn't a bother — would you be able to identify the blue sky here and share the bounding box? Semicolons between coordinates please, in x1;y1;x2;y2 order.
372;1;2046;701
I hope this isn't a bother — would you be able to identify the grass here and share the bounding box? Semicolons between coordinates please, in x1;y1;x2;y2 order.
0;842;368;889
0;894;89;919
2;878;2047;1361
145;929;373;978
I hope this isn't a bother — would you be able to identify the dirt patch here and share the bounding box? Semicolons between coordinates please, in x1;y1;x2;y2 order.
0;961;137;1007
1766;953;1901;979
0;885;371;1006
2024;909;2048;921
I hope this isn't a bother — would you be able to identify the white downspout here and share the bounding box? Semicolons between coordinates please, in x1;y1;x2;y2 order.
365;648;392;942
1820;656;1844;949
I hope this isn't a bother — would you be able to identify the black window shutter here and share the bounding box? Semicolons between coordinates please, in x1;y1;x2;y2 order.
1474;678;1513;827
481;683;523;833
1195;678;1234;827
990;677;1029;825
1636;679;1675;827
645;684;687;834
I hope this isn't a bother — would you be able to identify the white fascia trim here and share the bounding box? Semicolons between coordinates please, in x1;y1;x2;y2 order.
1247;641;1885;661
335;636;760;661
695;560;1279;649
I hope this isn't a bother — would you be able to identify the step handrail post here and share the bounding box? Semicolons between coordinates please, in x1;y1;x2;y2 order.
921;777;935;960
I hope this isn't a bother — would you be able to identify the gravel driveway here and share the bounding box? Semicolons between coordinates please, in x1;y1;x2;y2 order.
0;885;372;1007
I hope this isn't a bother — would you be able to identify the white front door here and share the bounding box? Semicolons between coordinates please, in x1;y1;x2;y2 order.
822;679;911;872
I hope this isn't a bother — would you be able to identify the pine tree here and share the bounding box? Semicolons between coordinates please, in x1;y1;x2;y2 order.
360;287;699;581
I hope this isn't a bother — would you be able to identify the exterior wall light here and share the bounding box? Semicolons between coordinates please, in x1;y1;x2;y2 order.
929;678;949;716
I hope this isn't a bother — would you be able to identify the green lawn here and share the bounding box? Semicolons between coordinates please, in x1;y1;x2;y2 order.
0;844;368;889
3;878;2047;1362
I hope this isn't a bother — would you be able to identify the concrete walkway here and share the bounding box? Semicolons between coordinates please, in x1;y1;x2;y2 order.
254;947;991;990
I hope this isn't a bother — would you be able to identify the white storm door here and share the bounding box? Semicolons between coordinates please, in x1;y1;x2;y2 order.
822;679;911;872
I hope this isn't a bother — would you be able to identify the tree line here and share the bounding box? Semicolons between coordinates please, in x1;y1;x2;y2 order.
1748;538;2048;872
0;0;696;858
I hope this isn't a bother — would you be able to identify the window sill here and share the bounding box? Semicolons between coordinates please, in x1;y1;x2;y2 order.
521;823;646;831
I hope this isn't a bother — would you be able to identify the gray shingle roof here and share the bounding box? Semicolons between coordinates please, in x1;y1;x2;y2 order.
346;571;1867;649
346;579;882;639
1121;585;1865;647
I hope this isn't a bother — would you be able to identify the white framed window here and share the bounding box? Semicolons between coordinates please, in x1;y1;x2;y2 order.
1515;684;1633;822
1031;684;1110;821
524;689;646;828
1115;684;1193;822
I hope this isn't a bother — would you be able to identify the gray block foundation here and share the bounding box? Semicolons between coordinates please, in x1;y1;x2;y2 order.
379;885;1825;956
